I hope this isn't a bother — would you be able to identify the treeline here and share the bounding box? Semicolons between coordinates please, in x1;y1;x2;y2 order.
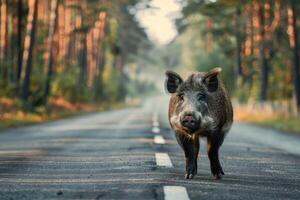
0;0;152;110
176;0;300;112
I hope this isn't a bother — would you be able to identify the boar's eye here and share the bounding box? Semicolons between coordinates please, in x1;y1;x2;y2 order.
197;93;206;101
177;93;184;102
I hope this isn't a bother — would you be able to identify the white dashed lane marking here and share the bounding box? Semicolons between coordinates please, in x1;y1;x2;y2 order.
152;113;160;133
154;135;166;144
155;153;173;167
152;113;158;123
152;121;159;127
152;113;187;199
152;127;160;134
163;186;190;200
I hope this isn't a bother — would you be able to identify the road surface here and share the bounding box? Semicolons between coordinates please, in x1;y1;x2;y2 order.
0;97;299;200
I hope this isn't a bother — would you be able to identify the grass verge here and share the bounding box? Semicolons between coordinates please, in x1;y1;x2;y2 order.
0;97;141;130
255;116;300;134
234;103;300;134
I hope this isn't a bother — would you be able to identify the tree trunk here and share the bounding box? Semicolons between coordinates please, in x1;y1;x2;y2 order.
250;2;254;56
258;1;269;102
43;0;58;104
289;0;300;113
78;33;87;85
21;0;38;105
10;0;19;83
93;10;107;100
0;0;8;58
16;0;23;84
0;0;8;82
235;6;242;77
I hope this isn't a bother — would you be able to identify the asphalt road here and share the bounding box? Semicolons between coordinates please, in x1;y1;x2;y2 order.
0;97;299;200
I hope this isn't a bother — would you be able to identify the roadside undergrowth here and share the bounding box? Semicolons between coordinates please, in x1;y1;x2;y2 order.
234;102;300;134
0;97;141;129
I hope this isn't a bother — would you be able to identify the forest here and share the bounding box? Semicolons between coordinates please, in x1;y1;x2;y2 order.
0;0;154;125
145;0;300;132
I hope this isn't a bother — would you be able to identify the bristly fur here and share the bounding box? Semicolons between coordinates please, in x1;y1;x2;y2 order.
168;69;233;137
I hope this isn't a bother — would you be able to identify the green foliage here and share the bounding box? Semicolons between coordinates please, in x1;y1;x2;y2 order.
193;44;235;93
30;51;46;102
51;61;81;102
268;55;293;100
0;58;17;97
126;79;156;98
102;68;126;102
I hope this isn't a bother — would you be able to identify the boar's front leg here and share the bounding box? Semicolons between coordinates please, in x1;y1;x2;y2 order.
207;133;224;180
175;133;199;179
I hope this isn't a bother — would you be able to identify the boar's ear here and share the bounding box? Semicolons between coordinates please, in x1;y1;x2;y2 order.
202;67;222;92
165;70;183;93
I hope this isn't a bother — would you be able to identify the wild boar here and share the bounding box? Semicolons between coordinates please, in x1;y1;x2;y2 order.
165;67;233;179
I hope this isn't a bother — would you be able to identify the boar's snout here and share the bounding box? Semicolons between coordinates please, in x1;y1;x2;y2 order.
180;112;200;131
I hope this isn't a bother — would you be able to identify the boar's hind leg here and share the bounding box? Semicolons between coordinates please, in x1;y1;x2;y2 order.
207;134;224;180
175;133;199;179
194;136;199;175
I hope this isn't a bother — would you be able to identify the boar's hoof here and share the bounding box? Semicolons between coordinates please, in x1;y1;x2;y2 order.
185;173;195;179
211;163;224;180
212;169;225;180
185;161;197;179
